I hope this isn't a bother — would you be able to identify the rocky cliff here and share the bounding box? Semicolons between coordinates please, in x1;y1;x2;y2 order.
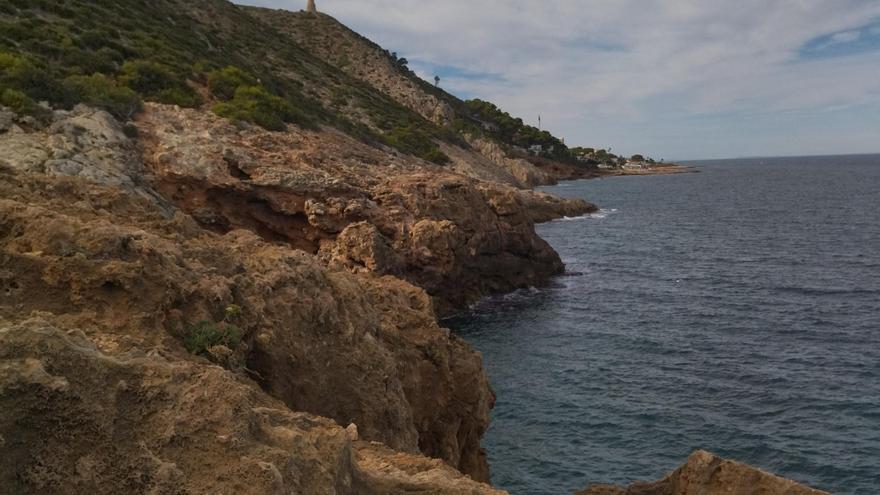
0;1;831;493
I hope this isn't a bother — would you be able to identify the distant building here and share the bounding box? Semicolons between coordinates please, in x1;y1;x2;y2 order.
529;144;543;155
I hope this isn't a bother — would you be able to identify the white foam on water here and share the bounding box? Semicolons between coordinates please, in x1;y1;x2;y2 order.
556;208;618;221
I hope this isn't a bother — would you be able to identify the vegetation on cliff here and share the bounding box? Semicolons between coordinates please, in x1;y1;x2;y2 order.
0;0;451;162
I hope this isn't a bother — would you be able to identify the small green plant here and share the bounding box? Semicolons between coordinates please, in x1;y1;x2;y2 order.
183;304;244;356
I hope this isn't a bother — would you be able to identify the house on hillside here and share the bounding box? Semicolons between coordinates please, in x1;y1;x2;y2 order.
529;144;543;155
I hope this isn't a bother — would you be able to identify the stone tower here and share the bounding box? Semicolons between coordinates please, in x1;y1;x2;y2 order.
306;0;317;14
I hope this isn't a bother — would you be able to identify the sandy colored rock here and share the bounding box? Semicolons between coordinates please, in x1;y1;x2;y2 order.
577;450;829;495
355;441;507;494
0;318;503;494
136;103;591;313
0;167;492;480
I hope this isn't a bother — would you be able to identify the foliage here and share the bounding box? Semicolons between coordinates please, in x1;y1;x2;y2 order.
207;66;256;101
464;99;568;158
0;88;37;115
183;320;243;355
382;126;450;165
630;154;645;162
569;147;595;156
119;60;201;107
62;74;142;119
213;85;299;131
183;304;244;356
0;52;64;104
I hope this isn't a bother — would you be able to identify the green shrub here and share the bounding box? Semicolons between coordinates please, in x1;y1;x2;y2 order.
213;85;293;131
183;320;242;356
0;51;64;103
383;126;450;165
207;66;256;101
119;60;201;107
0;88;37;115
61;46;118;75
62;73;142;119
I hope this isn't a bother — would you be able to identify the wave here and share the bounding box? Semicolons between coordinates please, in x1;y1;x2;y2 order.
556;208;619;221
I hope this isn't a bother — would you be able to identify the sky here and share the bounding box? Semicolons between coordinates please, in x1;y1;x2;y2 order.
236;0;880;160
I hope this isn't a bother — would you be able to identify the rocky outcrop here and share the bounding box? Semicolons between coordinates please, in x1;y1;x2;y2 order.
136;103;593;313
0;105;172;209
0;164;493;481
578;450;829;495
0;104;830;495
467;137;557;187
0;318;502;494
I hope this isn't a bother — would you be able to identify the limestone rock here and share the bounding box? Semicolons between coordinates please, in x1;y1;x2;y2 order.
137;103;591;313
0;167;493;480
577;450;829;495
0;319;503;494
0;319;356;494
0;105;171;214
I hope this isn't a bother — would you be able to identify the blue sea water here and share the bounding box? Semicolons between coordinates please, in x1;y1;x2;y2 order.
446;155;880;495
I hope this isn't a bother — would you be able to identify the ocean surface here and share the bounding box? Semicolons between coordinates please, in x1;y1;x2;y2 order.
446;155;880;495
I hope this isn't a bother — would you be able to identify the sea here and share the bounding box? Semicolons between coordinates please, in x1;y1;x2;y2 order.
446;155;880;495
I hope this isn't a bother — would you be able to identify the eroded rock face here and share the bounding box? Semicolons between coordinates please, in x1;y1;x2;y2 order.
578;450;829;495
0;319;355;494
0;319;503;494
0;168;493;480
136;103;593;313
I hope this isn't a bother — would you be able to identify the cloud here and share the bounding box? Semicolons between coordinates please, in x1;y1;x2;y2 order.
830;30;862;44
237;1;880;159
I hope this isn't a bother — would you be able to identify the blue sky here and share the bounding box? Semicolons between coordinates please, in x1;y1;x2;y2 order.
237;0;880;160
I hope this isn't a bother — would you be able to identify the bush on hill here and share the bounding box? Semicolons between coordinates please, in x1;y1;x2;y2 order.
383;126;450;165
0;88;38;115
119;60;201;107
212;84;318;131
62;73;142;119
207;66;257;101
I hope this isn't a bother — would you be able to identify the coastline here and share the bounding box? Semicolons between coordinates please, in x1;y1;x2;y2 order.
595;164;698;178
0;2;834;494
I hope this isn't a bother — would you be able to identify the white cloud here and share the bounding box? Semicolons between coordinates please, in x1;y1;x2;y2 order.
238;1;880;158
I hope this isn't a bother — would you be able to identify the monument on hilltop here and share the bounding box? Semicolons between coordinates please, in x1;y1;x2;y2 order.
306;0;317;14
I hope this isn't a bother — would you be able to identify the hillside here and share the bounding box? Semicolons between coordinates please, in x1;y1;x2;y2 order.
248;6;597;184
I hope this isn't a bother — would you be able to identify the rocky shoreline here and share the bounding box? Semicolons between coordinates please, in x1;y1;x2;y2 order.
0;103;827;495
0;2;827;493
